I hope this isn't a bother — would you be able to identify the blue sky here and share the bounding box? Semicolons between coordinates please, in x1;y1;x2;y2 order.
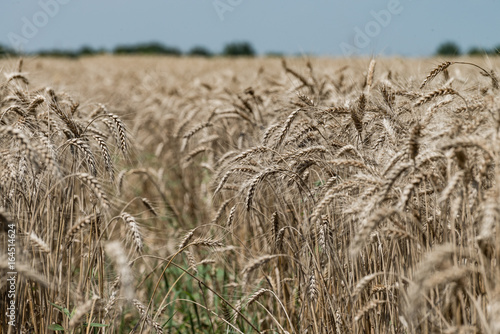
1;0;499;56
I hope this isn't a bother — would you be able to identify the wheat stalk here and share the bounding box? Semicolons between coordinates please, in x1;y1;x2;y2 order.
420;61;453;89
121;212;143;253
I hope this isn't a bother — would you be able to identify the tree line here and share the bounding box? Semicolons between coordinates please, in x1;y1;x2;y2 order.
436;41;500;56
1;40;499;58
0;41;257;58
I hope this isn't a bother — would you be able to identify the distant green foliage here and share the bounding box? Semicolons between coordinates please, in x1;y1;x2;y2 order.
436;41;461;56
33;45;105;58
37;49;78;58
188;46;213;57
222;41;256;57
435;41;500;57
493;45;500;55
467;45;500;56
78;45;106;56
0;44;17;57
468;47;488;56
113;42;182;56
16;40;500;59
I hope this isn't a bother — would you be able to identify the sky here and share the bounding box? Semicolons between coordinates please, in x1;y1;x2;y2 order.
1;0;500;57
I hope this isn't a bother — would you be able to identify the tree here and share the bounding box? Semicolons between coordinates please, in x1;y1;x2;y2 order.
78;45;99;56
37;49;78;58
222;41;255;57
0;44;16;57
468;47;488;56
436;41;461;56
114;42;181;56
188;46;213;57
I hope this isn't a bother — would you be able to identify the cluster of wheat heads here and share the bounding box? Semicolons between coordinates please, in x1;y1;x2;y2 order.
0;59;165;333
167;57;500;334
2;55;500;333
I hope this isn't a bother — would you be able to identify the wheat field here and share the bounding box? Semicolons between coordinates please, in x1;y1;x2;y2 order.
0;55;499;333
